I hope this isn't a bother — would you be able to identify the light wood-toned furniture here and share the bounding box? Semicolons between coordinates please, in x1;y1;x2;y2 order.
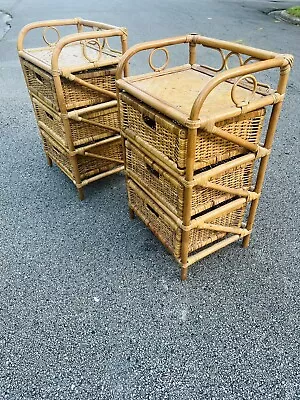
116;34;293;280
18;18;128;199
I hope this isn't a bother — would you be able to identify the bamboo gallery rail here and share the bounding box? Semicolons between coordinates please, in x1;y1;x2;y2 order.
116;34;293;280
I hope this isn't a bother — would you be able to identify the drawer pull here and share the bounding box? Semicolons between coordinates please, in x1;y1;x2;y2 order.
35;72;44;85
142;115;155;130
146;164;160;179
45;111;54;121
146;204;159;218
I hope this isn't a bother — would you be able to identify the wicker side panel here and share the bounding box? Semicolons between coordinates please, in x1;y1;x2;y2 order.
21;59;59;111
189;205;246;254
195;110;265;169
62;68;117;110
77;138;123;179
69;106;120;147
192;160;254;215
120;93;187;169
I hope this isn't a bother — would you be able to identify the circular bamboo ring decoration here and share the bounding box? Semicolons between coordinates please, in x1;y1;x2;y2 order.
224;51;244;70
82;39;102;63
231;74;257;107
149;48;169;72
42;26;60;46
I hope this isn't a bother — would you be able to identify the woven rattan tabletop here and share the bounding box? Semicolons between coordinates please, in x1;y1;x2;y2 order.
24;43;120;70
123;65;264;120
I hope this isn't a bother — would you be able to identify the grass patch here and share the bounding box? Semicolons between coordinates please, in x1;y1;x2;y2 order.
287;6;300;17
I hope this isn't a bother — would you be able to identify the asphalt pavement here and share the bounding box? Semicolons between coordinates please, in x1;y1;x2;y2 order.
0;0;300;399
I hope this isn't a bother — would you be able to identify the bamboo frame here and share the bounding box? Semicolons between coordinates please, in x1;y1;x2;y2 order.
18;19;129;199
116;34;293;279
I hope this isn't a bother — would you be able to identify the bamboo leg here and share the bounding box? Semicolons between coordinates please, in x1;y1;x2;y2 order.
243;62;291;247
77;187;84;201
129;208;135;219
46;154;52;167
181;265;188;281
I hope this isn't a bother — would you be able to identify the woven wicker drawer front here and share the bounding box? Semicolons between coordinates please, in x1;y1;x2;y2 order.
21;59;59;110
127;180;247;260
21;59;117;111
120;93;265;172
34;98;120;148
126;141;254;218
41;131;123;181
120;93;187;170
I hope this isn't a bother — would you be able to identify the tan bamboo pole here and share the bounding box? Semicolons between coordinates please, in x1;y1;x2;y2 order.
62;73;117;99
194;35;279;60
189;34;197;65
121;30;129;77
51;52;84;200
180;127;198;280
187;235;241;266
71;100;117;115
116;36;189;80
190;198;246;229
68;116;120;133
207;125;263;153
84;152;124;164
79;19;119;30
204;181;259;199
17;19;78;51
80;165;124;186
199;222;249;236
195;153;255;182
243;57;293;247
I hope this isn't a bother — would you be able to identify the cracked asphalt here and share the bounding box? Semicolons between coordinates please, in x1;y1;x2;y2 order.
0;0;299;399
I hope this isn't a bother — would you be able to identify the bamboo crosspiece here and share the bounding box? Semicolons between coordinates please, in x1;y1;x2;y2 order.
18;18;128;199
116;34;293;280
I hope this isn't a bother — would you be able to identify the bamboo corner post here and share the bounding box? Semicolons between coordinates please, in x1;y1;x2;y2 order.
116;34;293;280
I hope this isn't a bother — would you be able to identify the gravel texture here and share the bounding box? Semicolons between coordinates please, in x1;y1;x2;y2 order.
0;0;300;399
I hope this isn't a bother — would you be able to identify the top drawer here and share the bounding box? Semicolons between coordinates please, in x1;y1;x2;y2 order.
120;92;265;174
21;59;117;111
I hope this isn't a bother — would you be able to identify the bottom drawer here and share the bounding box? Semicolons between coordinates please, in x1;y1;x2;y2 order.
127;179;247;261
40;129;123;182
